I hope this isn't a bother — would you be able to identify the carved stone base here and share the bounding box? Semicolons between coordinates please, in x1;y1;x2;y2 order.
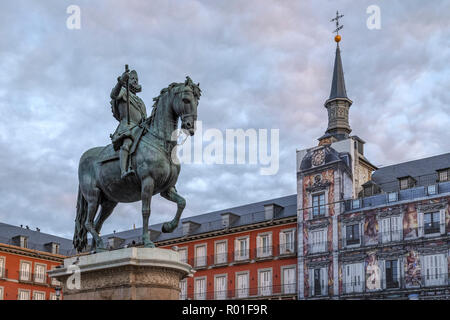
48;247;193;300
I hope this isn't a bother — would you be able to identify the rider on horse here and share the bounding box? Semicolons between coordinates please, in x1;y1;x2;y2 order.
110;68;147;179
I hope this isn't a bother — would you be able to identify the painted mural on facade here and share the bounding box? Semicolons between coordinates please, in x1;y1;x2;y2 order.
365;251;381;291
404;249;421;288
403;204;418;239
364;213;378;246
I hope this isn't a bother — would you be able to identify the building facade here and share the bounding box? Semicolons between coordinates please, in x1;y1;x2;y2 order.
296;36;450;300
0;223;74;300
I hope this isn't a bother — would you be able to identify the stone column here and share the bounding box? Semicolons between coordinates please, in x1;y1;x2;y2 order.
48;247;193;300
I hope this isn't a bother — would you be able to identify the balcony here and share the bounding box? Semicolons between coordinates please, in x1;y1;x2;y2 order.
186;284;297;300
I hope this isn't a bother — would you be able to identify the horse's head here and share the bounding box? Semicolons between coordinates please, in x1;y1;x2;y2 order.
173;76;201;136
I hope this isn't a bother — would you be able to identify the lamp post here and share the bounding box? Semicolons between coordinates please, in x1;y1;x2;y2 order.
55;286;61;300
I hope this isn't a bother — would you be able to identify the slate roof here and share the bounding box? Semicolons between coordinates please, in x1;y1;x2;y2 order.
0;222;75;256
100;194;297;247
328;44;348;100
372;152;450;192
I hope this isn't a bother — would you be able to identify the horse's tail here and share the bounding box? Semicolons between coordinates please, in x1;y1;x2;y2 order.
73;186;88;252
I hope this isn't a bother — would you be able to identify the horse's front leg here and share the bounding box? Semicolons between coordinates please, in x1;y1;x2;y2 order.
161;186;186;233
141;176;155;248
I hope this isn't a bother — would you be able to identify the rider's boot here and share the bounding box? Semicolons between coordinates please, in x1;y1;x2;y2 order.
120;145;135;179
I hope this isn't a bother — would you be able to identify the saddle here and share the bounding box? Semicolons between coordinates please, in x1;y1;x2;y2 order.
98;125;146;164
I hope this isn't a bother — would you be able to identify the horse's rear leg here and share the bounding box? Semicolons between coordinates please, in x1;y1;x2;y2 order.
84;188;105;251
161;186;186;233
141;176;155;248
92;200;117;249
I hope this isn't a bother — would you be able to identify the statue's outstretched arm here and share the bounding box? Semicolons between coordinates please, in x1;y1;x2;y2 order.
110;77;123;100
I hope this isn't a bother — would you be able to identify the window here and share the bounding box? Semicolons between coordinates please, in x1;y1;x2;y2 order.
194;277;206;300
0;287;3;300
380;216;402;243
279;229;295;254
33;291;46;300
399;178;409;190
18;289;30;300
49;293;58;300
235;237;249;261
344;263;364;293
215;241;227;264
256;233;272;258
19;261;31;281
194;245;207;267
179;279;187;300
346;224;360;246
424;212;441;234
310;267;327;296
312;193;326;217
423;254;446;287
21;236;28;248
352;199;361;210
34;264;46;283
388;192;398;203
385;260;399;289
438;169;449;182
282;267;296;294
178;247;188;264
309;229;327;253
236;273;249;298
214;275;227;300
258;269;272;296
53;243;60;255
0;257;5;278
427;185;437;195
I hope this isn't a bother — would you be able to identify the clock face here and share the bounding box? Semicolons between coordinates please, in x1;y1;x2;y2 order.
312;149;325;166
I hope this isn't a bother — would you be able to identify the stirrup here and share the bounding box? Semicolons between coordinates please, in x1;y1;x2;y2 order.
121;170;135;179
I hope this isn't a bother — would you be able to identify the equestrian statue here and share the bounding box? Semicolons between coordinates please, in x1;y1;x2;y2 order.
73;65;201;252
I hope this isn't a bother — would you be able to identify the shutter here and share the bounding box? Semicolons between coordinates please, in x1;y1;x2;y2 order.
357;263;363;292
257;236;262;257
380;260;386;289
398;215;403;240
439;210;445;234
321;267;327;296
437;255;443;284
418;212;423;237
280;232;286;254
342;225;346;248
234;239;238;260
309;269;314;296
268;233;272;255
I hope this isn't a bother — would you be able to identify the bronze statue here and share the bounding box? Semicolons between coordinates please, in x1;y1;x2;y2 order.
73;66;201;252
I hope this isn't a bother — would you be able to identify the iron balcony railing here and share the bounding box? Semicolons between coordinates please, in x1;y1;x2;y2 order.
186;244;297;268
181;284;297;300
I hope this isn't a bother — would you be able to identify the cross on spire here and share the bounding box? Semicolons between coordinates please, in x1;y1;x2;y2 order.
331;10;344;35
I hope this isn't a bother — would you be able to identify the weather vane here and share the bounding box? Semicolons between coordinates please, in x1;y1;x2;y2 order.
330;10;344;43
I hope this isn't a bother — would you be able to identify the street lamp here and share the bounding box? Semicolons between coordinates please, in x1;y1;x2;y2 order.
55;286;61;300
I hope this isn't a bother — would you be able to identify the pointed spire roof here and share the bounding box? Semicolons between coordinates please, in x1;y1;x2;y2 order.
329;43;348;100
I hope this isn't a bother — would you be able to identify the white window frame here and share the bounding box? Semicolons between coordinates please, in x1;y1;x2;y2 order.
281;265;296;295
0;286;4;300
344;263;364;294
427;185;437;195
34;263;46;284
178;247;188;264
256;232;272;258
179;279;187;300
387;192;398;203
235;236;249;261
343;222;363;248
19;261;32;281
194;244;207;268
18;289;31;300
0;256;5;278
418;209;446;237
379;215;403;244
33;290;46;300
308;188;330;220
258;268;272;296
309;228;327;254
235;271;249;298
309;267;328;297
422;254;448;287
49;292;57;300
352;199;361;210
381;258;400;289
214;240;228;265
194;276;207;300
279;228;296;255
214;274;227;300
311;192;326;218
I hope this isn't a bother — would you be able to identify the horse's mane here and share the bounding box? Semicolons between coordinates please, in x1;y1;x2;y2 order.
146;76;201;126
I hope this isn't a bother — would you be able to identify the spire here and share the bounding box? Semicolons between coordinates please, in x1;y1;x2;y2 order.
329;44;348;100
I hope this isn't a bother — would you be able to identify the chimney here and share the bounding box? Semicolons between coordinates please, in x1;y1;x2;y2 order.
182;220;201;236
221;212;239;228
263;203;284;221
45;242;60;254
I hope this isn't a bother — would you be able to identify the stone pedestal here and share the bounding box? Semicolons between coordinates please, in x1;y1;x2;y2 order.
48;247;193;300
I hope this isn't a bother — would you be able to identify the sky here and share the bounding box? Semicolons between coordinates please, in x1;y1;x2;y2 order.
0;0;449;239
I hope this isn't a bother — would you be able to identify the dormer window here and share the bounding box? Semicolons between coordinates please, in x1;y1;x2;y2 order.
437;168;449;182
398;176;416;190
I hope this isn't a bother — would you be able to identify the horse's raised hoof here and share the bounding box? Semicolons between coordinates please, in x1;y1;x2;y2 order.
162;222;175;233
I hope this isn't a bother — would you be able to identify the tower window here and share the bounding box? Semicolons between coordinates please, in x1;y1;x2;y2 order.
312;193;326;217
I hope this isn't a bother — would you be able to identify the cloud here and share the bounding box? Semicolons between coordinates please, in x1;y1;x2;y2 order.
0;0;449;239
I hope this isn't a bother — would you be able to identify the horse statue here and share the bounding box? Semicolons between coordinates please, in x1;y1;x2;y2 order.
73;76;201;252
